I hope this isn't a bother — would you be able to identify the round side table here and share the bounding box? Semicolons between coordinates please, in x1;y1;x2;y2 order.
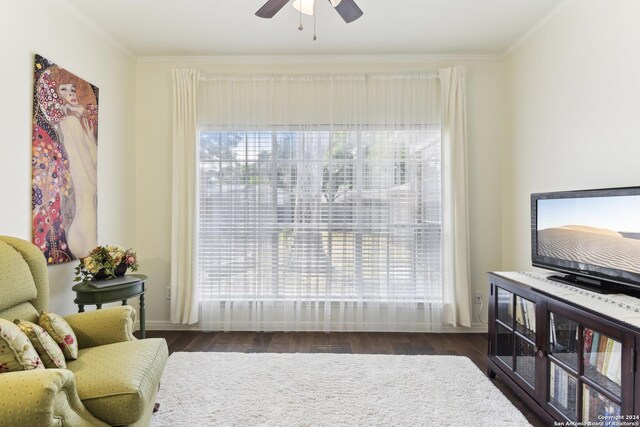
72;274;147;338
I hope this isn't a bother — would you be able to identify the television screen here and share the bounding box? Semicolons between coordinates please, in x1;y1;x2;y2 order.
531;187;640;292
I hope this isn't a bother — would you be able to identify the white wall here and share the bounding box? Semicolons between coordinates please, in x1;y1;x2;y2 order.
0;0;137;315
135;57;508;329
35;0;639;329
503;0;640;271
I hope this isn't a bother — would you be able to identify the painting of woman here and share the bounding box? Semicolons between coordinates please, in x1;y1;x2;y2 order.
32;55;98;263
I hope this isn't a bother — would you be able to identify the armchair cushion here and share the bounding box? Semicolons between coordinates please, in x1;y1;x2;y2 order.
15;320;66;369
0;368;108;427
0;302;39;326
0;318;44;372
0;239;38;313
66;338;168;426
64;305;136;349
38;311;78;360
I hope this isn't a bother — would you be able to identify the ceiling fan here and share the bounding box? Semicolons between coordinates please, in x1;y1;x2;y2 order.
256;0;364;24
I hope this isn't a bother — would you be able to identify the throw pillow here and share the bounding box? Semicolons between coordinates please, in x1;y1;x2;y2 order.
15;319;66;369
0;318;44;373
38;311;78;360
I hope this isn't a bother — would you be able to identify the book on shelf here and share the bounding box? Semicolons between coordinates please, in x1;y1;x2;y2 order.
550;363;578;414
590;332;601;367
570;322;578;352
584;387;596;421
605;340;622;386
516;298;536;333
523;299;535;332
586;333;621;386
555;317;578;352
568;375;577;412
602;338;615;376
515;297;524;327
550;362;556;399
559;367;568;409
583;388;590;421
596;336;609;372
550;313;558;349
583;329;594;366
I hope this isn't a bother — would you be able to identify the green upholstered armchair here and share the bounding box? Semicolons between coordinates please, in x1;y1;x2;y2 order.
0;236;168;426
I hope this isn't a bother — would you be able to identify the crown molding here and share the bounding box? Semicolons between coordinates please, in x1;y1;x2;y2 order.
501;0;573;59
52;0;135;60
136;53;503;64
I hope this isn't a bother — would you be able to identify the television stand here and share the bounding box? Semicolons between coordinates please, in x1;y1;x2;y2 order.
487;272;640;424
547;273;626;294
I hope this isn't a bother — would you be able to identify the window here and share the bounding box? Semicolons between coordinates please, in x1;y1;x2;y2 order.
198;127;442;304
175;70;470;330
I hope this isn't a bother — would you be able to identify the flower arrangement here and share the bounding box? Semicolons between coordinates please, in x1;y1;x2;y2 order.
74;245;139;282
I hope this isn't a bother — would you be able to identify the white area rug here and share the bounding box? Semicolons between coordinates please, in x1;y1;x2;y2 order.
152;352;530;427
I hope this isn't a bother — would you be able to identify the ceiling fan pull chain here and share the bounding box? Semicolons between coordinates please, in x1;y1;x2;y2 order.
298;3;303;31
313;1;317;40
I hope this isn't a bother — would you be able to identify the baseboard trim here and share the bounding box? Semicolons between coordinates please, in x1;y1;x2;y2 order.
441;323;488;333
143;320;487;333
144;320;202;331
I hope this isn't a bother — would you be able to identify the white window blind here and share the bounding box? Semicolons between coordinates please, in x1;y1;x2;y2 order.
199;127;441;298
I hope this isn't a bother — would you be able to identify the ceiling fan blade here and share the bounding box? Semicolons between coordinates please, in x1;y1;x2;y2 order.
256;0;290;18
332;0;363;23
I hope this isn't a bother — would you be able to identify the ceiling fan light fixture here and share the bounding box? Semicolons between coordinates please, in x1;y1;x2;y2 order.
292;0;315;16
256;0;362;32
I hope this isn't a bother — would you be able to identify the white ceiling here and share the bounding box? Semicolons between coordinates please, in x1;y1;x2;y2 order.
65;0;565;57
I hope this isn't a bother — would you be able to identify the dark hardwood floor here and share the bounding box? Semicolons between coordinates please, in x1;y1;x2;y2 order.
144;331;545;426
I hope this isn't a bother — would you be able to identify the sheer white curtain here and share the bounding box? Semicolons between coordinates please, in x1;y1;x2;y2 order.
192;70;470;331
440;67;472;327
170;69;200;324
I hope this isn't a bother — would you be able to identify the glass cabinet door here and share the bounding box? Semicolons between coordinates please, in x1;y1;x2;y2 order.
548;308;624;423
514;295;537;387
581;329;622;422
548;311;579;421
493;286;537;390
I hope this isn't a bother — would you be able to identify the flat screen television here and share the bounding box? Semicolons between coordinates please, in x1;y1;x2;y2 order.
531;186;640;294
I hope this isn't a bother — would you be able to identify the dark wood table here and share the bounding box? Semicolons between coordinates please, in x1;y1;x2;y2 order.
72;274;147;338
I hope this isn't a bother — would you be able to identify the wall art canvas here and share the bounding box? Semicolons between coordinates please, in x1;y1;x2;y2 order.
32;54;98;264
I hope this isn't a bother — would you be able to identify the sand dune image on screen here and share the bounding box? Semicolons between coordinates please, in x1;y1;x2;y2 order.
538;225;640;274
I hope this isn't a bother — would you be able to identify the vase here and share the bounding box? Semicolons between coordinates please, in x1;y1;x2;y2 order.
93;262;127;280
114;262;128;276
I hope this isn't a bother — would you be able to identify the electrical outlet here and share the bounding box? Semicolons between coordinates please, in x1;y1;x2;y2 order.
474;291;482;304
166;286;171;300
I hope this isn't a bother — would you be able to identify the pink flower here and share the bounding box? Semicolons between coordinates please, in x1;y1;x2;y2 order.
63;334;74;345
127;255;135;264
